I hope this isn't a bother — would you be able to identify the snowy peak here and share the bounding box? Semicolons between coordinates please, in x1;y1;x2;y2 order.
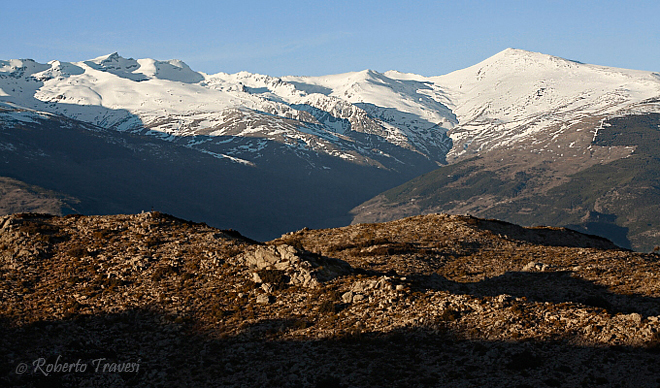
486;48;583;68
283;69;455;124
83;52;146;81
0;58;50;78
437;48;584;92
204;70;300;99
134;58;204;83
40;60;85;79
428;48;660;160
438;48;660;93
81;53;204;83
344;69;389;85
0;52;456;170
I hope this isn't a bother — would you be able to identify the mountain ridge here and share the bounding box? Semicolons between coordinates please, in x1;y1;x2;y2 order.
3;48;659;169
2;49;660;245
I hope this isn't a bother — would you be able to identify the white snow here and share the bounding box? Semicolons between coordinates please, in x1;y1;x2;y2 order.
1;49;659;166
425;48;660;159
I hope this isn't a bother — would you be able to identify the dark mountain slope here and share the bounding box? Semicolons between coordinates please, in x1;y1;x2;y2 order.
0;107;431;240
352;113;660;251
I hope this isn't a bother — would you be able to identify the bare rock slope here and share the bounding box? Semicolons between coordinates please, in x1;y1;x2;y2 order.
2;212;660;387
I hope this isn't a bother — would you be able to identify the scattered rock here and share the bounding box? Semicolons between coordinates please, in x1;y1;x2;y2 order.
261;283;274;293
342;291;354;303
629;313;643;325
522;261;556;272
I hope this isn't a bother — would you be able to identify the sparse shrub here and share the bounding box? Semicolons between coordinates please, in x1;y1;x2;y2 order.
327;290;342;302
99;276;124;290
341;327;364;343
174;315;194;324
220;229;243;239
18;221;46;235
237;280;258;293
223;245;243;258
144;236;161;247
151;265;179;281
219;229;262;244
66;276;83;286
211;305;228;319
18;279;34;292
92;229;115;241
256;269;288;289
82;283;100;296
64;300;82;312
327;237;391;253
279;235;304;250
18;221;67;244
150;211;169;221
318;300;336;314
62;300;82;319
509;304;524;316
439;309;461;321
356;242;415;257
645;332;660;353
67;245;89;258
291;319;310;330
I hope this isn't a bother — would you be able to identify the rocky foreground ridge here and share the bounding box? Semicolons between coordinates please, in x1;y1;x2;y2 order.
2;212;660;387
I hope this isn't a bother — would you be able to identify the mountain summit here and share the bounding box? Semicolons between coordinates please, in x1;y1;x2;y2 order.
431;48;660;160
352;50;660;251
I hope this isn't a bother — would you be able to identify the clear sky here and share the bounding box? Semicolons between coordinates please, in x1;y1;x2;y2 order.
3;0;659;77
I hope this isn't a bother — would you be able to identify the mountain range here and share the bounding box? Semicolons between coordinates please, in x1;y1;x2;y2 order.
1;49;659;249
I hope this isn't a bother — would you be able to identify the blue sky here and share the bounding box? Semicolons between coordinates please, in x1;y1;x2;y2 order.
3;0;659;77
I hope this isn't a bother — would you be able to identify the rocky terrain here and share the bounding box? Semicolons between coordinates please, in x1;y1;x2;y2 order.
2;212;660;387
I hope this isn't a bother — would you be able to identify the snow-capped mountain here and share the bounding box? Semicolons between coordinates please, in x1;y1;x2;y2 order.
0;51;460;239
3;49;659;169
447;50;660;159
348;50;660;251
3;48;660;244
0;52;456;171
384;48;660;161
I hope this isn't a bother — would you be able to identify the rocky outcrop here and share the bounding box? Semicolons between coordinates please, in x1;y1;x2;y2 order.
237;244;352;288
